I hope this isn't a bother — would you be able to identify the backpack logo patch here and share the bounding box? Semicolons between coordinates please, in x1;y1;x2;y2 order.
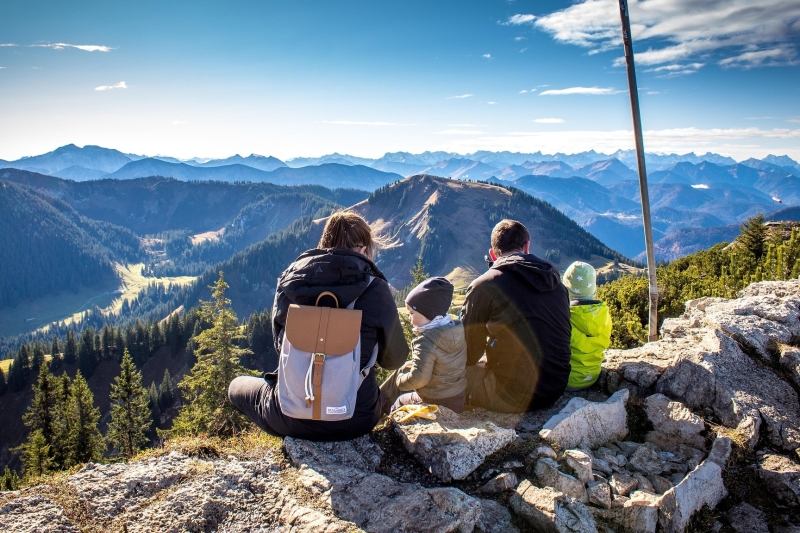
326;405;347;415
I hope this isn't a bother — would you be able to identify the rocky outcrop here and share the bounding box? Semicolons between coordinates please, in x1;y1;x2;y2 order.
391;407;517;482
539;389;629;449
604;279;800;452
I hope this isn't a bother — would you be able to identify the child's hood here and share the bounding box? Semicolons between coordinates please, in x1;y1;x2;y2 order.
420;319;465;354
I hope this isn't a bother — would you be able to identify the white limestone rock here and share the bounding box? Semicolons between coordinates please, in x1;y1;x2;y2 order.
644;393;705;449
539;389;630;450
564;449;594;484
478;472;518;494
536;458;588;502
476;498;520;533
587;480;612;510
391;406;517;482
658;459;728;533
0;495;80;533
509;480;598;533
609;473;638;496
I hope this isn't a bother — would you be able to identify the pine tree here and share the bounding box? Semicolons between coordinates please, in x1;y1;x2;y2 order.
50;336;63;370
740;214;767;260
115;326;126;361
51;374;72;468
410;255;429;286
1;466;20;490
148;381;161;430
158;369;175;409
19;429;53;479
64;330;78;365
31;346;45;375
107;350;152;460
65;372;104;466
78;329;96;378
7;348;29;392
22;362;57;449
0;367;6;396
170;272;254;438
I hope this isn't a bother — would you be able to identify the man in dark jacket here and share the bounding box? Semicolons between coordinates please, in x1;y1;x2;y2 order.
461;219;571;412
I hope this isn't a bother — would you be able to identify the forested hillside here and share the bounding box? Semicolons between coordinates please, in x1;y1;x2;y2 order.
161;175;632;321
0;182;140;307
600;216;800;348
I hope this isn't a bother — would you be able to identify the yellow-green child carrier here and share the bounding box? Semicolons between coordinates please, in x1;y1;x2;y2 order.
567;301;612;389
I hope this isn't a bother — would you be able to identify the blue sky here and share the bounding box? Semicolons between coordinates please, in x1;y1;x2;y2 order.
1;0;799;161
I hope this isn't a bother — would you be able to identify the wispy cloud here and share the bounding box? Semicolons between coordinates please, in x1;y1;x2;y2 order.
487;101;498;105
514;36;527;42
321;120;416;126
519;90;528;93
503;14;537;25
0;43;17;47
645;62;705;77
534;118;565;123
434;130;486;135
447;94;473;99
482;53;493;59
532;0;800;70
95;81;127;91
33;43;114;52
448;124;477;127
539;86;619;96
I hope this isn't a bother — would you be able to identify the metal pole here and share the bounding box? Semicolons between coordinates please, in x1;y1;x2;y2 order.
618;0;659;342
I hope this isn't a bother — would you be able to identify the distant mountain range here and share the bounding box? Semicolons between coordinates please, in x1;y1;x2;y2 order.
3;143;800;261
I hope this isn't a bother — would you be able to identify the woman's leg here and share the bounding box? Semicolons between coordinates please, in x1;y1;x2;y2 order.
228;376;281;436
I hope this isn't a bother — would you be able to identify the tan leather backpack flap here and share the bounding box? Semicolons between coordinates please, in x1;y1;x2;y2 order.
285;304;362;355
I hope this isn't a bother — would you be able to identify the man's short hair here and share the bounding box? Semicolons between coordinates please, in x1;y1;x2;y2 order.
491;219;530;254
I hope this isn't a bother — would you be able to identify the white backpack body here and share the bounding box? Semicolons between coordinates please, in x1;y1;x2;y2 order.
276;278;377;421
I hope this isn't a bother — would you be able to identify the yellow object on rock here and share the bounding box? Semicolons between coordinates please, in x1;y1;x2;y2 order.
393;404;439;424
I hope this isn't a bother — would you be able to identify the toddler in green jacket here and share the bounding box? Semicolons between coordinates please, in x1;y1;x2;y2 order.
379;277;468;413
562;262;612;389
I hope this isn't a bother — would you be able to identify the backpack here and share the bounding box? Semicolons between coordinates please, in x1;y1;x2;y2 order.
276;278;378;421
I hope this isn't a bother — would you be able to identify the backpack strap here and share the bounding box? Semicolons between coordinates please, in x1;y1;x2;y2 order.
350;276;379;379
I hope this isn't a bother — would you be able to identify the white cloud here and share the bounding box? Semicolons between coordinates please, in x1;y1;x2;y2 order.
534;118;565;123
519;89;528;93
533;0;800;69
487;101;498;105
514;36;527;41
519;47;529;53
321;120;416;126
719;46;799;68
0;43;17;47
433;130;486;135
0;67;5;69
504;14;537;25
447;94;473;99
539;86;619;95
645;61;705;77
95;81;127;91
789;119;800;123
448;123;477;127
482;53;493;59
33;43;113;52
692;184;710;189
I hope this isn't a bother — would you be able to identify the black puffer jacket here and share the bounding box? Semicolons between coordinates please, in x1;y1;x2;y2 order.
461;253;571;411
268;248;408;440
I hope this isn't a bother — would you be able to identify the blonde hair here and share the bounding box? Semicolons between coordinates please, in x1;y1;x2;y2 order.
319;212;381;259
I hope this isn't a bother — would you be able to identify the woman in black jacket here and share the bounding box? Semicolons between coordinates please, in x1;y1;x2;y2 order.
228;212;409;441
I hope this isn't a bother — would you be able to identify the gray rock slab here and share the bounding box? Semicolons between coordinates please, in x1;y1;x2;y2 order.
478;472;518;494
629;443;664;476
391;406;517;482
644;393;705;449
536;458;588;502
539;389;630;449
564;449;594;484
727;502;769;533
476;499;520;533
757;453;800;507
587;480;612;509
510;480;598;533
609;473;638;496
658;459;728;533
